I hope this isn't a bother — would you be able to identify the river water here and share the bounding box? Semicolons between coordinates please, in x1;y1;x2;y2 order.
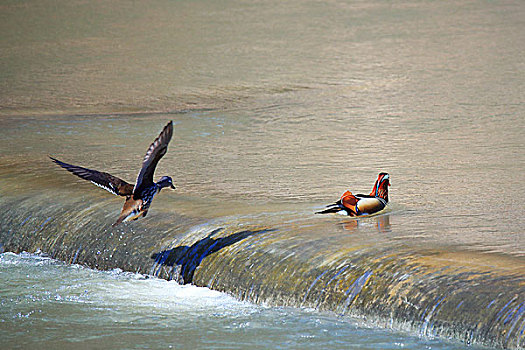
1;252;482;350
1;0;524;349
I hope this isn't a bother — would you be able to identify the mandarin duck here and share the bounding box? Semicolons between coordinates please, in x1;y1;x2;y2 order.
50;121;175;226
316;173;390;216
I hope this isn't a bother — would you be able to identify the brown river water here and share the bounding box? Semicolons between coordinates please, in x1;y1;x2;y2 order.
0;1;523;349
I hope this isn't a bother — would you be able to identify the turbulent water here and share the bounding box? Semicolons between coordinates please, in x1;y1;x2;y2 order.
1;252;482;350
1;0;524;349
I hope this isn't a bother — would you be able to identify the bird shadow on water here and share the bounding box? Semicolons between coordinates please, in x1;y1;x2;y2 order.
151;228;274;284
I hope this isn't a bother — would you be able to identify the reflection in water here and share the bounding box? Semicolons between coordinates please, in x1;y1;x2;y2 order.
339;214;391;234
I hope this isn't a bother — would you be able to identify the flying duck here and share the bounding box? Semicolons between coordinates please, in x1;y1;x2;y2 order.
50;121;175;226
316;173;390;216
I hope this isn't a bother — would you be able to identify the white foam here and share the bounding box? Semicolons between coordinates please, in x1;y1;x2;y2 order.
1;252;253;315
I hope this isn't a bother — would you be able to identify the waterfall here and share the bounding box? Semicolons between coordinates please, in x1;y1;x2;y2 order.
1;189;523;349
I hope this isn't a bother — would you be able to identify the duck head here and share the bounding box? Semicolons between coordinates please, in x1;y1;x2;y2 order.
370;172;390;201
157;176;176;190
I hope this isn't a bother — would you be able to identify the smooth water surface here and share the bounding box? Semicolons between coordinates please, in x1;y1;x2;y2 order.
1;0;523;256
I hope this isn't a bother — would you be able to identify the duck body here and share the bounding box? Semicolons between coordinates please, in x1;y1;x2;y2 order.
317;173;390;216
50;121;175;226
114;177;174;225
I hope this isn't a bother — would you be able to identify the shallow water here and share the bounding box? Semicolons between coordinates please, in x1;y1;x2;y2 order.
1;0;524;348
0;111;522;257
0;252;481;350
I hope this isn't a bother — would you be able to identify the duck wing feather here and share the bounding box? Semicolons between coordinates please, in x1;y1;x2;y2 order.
340;191;359;215
133;121;173;199
50;156;134;197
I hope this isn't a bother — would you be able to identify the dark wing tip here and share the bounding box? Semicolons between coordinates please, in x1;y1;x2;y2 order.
163;120;173;138
139;121;174;169
49;156;69;169
49;156;133;197
144;121;173;159
163;120;173;144
133;121;174;195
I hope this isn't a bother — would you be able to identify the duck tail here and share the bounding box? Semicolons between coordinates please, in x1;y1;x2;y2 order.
315;203;342;214
112;217;124;227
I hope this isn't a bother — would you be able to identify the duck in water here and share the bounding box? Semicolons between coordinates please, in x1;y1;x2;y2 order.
316;173;390;216
50;121;175;226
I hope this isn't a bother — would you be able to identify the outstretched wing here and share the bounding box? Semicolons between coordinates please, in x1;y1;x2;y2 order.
133;121;173;198
50;156;134;197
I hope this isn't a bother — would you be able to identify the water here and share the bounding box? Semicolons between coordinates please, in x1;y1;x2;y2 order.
1;0;524;348
0;252;479;350
0;111;522;256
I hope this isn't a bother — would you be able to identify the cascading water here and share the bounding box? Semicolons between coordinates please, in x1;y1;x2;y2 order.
1;160;523;348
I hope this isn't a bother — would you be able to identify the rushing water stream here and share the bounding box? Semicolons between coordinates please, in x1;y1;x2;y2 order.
2;252;487;350
1;0;524;349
